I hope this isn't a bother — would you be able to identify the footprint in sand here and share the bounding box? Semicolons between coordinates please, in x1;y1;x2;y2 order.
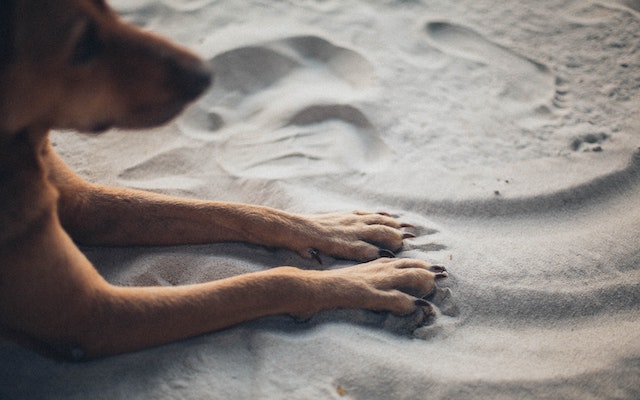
178;35;390;179
210;35;376;97
216;103;391;179
424;21;564;111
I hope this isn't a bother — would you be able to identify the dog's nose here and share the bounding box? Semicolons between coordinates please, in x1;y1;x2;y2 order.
170;60;213;101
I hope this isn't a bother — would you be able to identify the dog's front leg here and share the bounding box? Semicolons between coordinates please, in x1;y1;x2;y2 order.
0;206;444;360
47;146;409;262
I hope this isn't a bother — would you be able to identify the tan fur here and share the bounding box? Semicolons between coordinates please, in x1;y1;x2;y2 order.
0;0;446;360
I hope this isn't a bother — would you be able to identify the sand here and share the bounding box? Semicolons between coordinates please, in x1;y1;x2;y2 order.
1;0;639;398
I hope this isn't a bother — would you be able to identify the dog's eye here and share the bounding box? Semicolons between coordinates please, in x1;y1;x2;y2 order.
71;22;103;65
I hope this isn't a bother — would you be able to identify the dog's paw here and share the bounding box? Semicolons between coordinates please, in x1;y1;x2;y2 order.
298;211;414;262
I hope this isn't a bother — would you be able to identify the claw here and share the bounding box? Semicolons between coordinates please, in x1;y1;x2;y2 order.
429;265;446;272
400;223;416;229
402;232;416;239
308;248;323;265
379;249;396;258
435;272;448;280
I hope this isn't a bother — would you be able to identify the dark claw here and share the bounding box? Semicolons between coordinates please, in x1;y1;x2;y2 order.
429;265;446;272
402;232;416;239
379;249;396;258
309;248;323;265
435;272;448;280
400;223;416;229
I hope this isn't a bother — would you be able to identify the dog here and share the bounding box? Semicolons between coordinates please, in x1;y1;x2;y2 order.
0;0;447;361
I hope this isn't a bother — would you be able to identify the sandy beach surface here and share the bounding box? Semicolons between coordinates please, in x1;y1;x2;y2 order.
2;0;639;398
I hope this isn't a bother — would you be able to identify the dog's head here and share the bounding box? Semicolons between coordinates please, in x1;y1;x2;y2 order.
0;0;212;134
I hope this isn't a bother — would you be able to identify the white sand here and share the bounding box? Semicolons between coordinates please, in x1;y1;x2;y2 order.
2;0;639;398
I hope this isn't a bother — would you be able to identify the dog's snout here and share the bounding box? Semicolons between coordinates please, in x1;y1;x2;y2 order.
169;59;213;101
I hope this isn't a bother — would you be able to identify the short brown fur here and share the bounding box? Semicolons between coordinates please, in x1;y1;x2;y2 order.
0;0;446;360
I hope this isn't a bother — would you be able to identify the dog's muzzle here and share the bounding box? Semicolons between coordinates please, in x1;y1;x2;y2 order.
170;60;213;102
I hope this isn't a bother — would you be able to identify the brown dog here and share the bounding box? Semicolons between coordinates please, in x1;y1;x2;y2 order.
0;0;447;360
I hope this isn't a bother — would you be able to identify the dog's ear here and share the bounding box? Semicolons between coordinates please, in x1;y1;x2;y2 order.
0;0;15;68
